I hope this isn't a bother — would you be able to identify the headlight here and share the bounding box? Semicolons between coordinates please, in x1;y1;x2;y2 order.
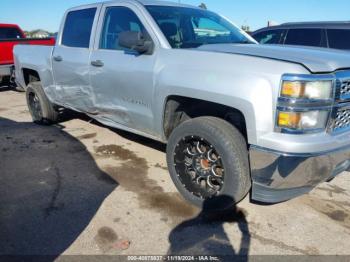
281;80;333;100
276;74;335;134
277;110;329;130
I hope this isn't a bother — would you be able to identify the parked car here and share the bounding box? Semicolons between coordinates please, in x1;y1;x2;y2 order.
0;23;55;89
252;21;350;50
14;0;350;210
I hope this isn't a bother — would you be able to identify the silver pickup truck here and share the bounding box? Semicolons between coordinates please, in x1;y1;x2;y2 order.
14;0;350;210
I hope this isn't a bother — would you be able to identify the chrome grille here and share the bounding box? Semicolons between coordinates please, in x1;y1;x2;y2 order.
333;107;350;132
331;71;350;133
340;79;350;100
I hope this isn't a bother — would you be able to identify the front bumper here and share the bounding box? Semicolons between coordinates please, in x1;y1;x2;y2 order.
249;145;350;203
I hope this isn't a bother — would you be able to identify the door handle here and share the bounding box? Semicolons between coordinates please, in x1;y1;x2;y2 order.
53;55;63;62
91;60;104;67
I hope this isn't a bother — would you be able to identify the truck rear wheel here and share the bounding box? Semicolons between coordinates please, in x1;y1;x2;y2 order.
166;117;251;211
26;81;58;124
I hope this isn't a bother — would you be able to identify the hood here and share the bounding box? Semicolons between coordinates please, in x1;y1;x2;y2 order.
197;44;350;73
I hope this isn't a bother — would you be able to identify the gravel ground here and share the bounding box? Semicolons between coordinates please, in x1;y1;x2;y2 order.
0;87;349;260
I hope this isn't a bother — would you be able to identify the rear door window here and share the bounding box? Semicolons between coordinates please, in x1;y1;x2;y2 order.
327;29;350;50
284;28;323;47
0;27;23;40
61;8;96;48
253;29;285;44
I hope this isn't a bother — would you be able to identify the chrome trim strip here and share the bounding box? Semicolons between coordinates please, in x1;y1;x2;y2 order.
278;97;333;108
277;105;332;112
250;143;350;158
278;127;326;135
282;73;335;82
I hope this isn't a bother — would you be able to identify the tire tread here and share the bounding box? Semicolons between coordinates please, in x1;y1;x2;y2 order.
166;116;251;210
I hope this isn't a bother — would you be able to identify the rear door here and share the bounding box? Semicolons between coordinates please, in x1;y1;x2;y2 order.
284;28;327;48
89;3;158;134
52;5;100;112
327;29;350;50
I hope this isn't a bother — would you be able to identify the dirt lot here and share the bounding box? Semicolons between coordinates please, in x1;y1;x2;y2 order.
0;87;350;258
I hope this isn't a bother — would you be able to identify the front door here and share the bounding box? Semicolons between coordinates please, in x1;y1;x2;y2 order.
52;6;99;112
89;3;157;134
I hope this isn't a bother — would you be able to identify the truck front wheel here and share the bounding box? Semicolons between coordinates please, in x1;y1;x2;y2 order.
166;117;251;210
26;82;58;125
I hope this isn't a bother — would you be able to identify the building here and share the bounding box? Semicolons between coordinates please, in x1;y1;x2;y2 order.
28;30;50;38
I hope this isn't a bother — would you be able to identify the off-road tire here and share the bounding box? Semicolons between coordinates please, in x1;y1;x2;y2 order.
166;117;251;210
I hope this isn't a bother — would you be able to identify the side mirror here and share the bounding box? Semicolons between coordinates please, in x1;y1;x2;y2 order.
118;31;154;55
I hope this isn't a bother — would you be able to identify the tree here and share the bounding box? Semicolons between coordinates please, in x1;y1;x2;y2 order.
199;3;207;9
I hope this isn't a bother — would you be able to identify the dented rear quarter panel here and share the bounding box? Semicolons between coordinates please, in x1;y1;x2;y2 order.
14;45;56;99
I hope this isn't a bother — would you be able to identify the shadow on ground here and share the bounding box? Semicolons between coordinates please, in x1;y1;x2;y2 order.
0;117;118;256
55;108;166;154
68;112;166;153
0;100;250;258
168;196;251;261
62;111;251;259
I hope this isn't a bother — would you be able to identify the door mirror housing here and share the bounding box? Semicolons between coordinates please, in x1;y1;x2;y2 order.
118;31;154;55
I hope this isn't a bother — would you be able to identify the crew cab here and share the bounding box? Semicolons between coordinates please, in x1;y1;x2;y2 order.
14;0;350;210
0;23;55;87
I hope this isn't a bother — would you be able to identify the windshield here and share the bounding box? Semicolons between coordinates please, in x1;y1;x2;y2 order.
0;27;23;40
146;5;254;49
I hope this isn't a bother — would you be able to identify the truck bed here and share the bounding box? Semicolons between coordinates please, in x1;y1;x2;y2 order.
13;44;55;89
0;38;55;66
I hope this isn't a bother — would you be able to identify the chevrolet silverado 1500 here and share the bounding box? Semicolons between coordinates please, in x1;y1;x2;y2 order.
0;23;55;88
14;0;350;210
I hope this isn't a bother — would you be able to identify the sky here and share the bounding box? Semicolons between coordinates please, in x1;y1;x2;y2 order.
1;0;350;32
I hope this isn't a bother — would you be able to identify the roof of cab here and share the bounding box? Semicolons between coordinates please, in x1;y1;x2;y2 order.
70;0;199;10
253;21;350;34
134;0;199;8
0;23;21;28
282;21;350;27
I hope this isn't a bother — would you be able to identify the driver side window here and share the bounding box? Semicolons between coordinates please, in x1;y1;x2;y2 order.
100;7;144;51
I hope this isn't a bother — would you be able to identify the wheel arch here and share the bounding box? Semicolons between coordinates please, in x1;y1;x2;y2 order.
161;94;257;145
20;66;56;104
22;68;41;86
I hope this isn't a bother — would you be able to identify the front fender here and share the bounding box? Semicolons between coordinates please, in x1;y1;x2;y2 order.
153;68;275;145
152;49;310;145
